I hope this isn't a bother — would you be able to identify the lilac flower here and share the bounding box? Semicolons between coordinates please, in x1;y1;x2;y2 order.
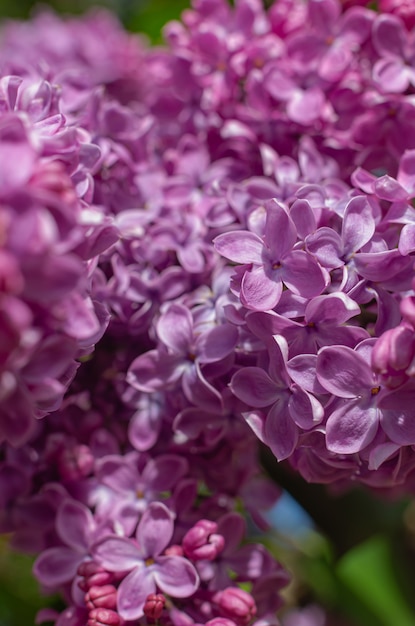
127;303;237;410
94;452;189;534
214;199;326;311
33;499;111;596
231;336;323;460
92;502;200;621
317;342;415;453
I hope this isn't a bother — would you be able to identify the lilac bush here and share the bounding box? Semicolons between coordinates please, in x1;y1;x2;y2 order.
2;0;415;624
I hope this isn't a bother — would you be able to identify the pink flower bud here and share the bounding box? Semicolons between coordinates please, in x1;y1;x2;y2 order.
58;444;94;481
164;544;184;557
182;520;225;561
86;585;117;610
372;325;415;387
77;562;114;590
87;608;121;626
213;588;257;625
143;593;166;620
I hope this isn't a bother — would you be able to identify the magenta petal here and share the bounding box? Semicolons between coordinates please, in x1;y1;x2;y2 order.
196;323;238;363
306;227;343;269
341;196;375;255
142;455;188;492
214;231;264;264
305;292;360;325
287;354;327;395
217;513;246;554
372;14;405;58
326;401;379;454
137;502;173;558
265;401;298;461
288;386;324;429
353;249;411;282
56;500;94;552
154;556;199;597
317;345;374;397
93;536;141;572
127;350;178;392
397;149;415;195
379;385;415;445
231;367;279;408
282;250;325;298
157;304;192;355
241;266;282;311
117;566;155;621
263;201;297;260
33;547;82;587
373;58;409;93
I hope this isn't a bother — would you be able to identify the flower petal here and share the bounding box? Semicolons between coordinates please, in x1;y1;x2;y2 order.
326;400;379;454
231;367;279;408
154;556;199;597
214;231;264;264
117;566;155;621
92;536;141;572
317;345;374;397
241;266;282;311
137;502;173;558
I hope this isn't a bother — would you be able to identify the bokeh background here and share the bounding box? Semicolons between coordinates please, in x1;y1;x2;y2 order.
1;1;415;625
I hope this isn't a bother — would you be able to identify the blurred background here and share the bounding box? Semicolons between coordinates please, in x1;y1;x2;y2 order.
0;1;415;625
0;0;190;41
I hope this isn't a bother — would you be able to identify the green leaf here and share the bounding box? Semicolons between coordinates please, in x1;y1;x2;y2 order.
337;535;415;626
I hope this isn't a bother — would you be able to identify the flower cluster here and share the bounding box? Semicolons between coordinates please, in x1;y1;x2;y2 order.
2;0;415;623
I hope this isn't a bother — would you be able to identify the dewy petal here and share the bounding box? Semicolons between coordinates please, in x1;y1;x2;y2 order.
33;547;82;587
263;200;297;260
326;400;379;454
265;400;298;461
241;266;282;311
231;367;279;408
341;196;375;256
214;231;264;264
56;500;94;552
157;304;192;355
317;346;374;397
154;556;199;597
117;566;155;621
92;536;141;572
136;502;173;558
281;250;326;298
379;384;415;445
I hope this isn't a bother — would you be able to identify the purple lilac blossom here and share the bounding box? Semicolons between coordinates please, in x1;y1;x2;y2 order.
4;1;415;624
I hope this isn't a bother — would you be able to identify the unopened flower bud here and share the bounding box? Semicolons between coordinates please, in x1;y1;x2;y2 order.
182;520;225;561
77;562;114;590
86;585;117;610
213;587;257;625
164;544;183;557
58;444;94;481
143;593;166;620
372;325;415;387
87;608;121;626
